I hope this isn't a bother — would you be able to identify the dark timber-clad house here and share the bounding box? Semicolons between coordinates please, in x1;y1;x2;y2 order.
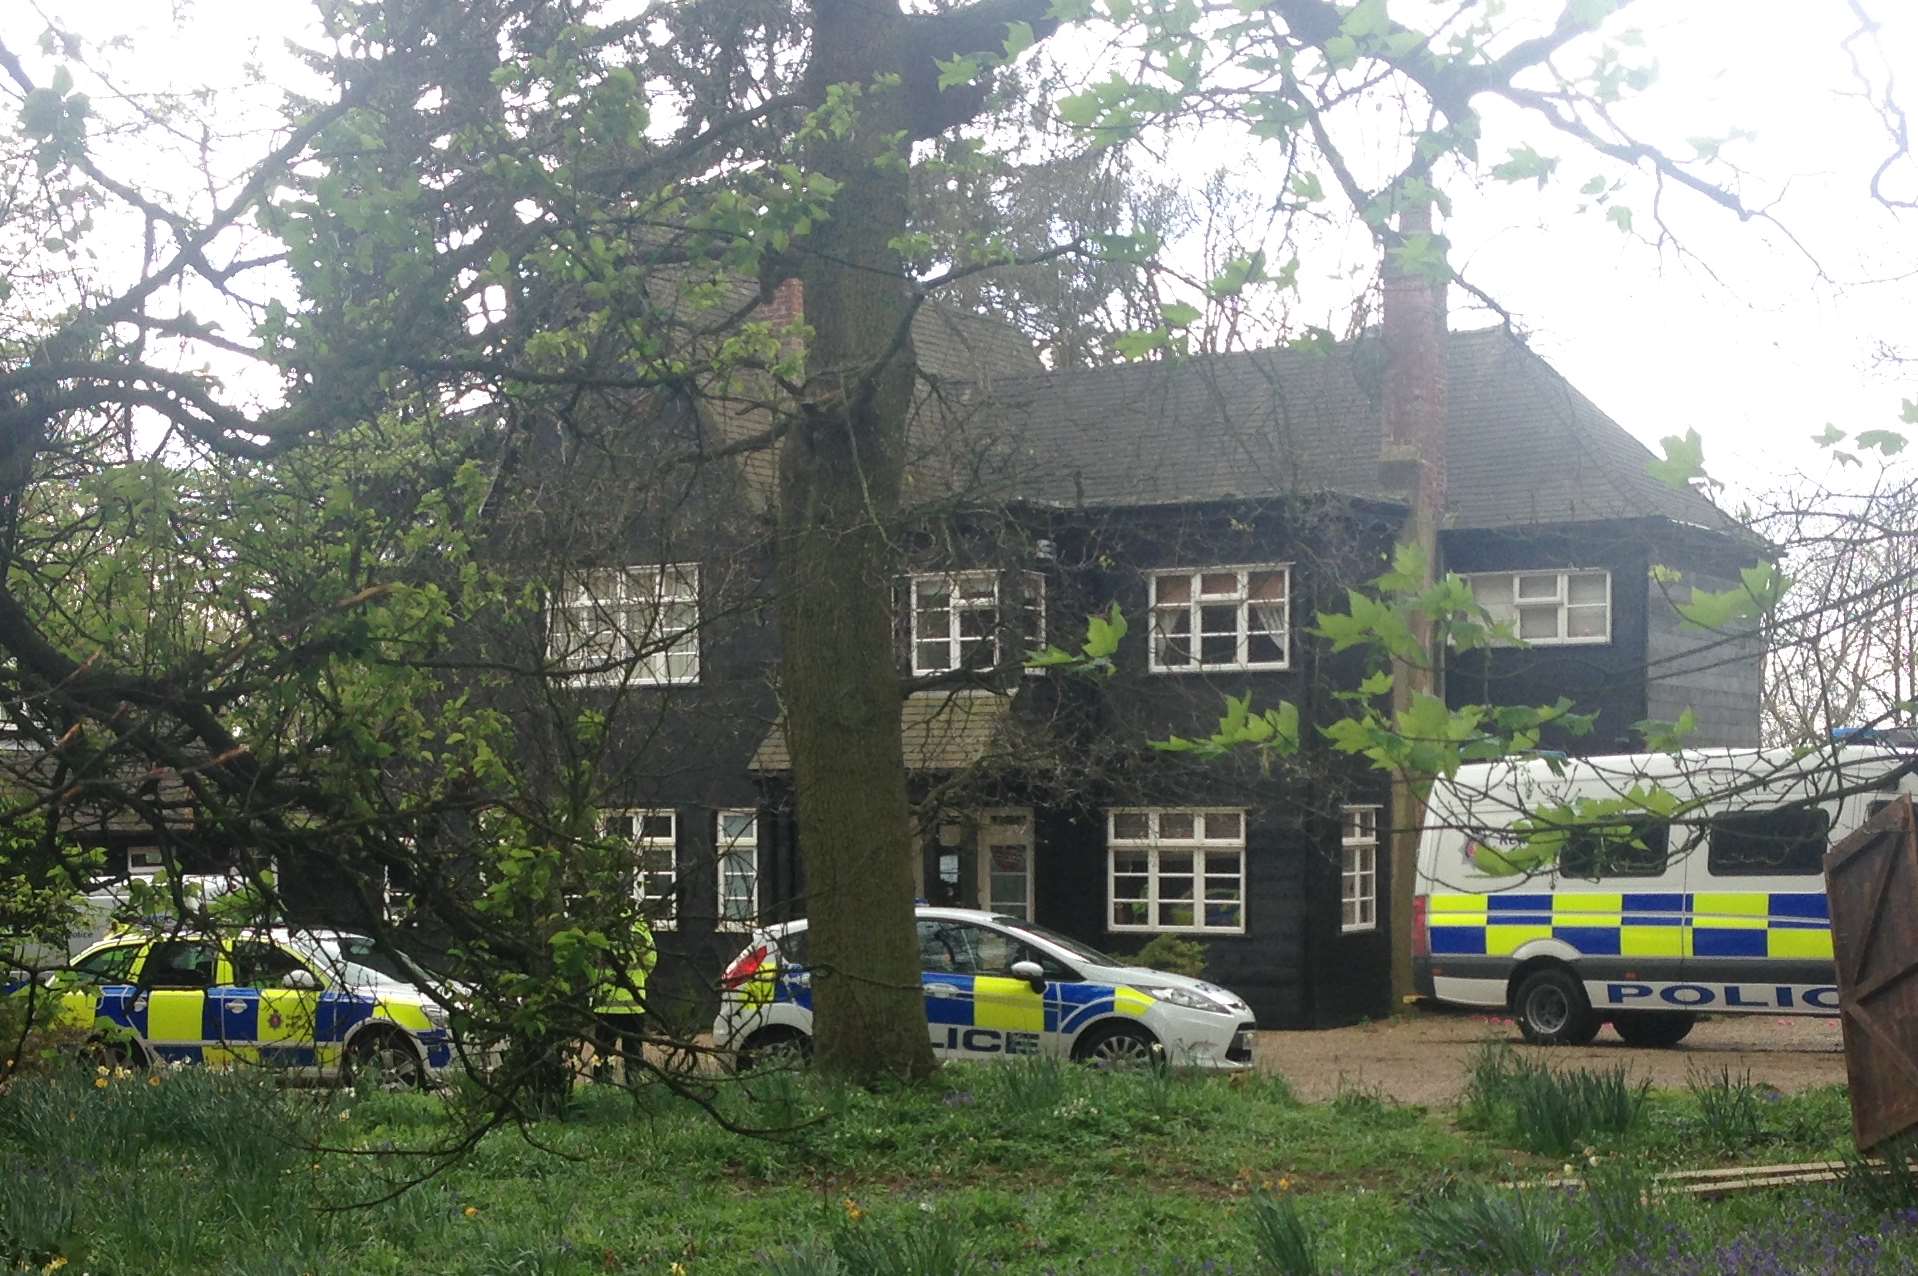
498;290;1764;1031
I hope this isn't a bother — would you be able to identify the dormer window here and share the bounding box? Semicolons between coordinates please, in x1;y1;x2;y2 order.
909;570;1045;676
549;564;700;685
1148;565;1290;673
1468;569;1610;645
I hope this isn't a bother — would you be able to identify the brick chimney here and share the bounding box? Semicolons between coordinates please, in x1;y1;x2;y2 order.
1378;202;1448;516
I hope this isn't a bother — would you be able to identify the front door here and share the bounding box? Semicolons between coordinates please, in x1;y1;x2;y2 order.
978;810;1035;920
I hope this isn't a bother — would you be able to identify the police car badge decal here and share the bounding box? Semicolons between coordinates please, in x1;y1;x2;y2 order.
269;1009;283;1030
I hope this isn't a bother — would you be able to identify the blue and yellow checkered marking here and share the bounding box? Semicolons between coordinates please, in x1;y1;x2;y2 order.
772;967;1137;1038
1427;891;1834;961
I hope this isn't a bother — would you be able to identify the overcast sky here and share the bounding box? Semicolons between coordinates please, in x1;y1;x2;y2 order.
35;0;1918;501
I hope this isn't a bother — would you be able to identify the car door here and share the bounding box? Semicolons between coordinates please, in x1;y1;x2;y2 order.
963;923;1050;1060
131;939;223;1065
59;942;143;1036
221;940;325;1071
916;918;978;1059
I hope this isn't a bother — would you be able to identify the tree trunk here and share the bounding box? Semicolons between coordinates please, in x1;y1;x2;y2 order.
1379;203;1448;1007
775;0;937;1083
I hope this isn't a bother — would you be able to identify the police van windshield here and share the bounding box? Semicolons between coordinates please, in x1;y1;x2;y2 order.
994;919;1119;968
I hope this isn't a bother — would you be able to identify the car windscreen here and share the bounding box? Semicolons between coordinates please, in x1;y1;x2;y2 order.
992;918;1119;968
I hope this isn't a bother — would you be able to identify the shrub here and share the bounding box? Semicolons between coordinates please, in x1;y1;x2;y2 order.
1842;1136;1918;1212
1687;1065;1767;1150
1581;1156;1654;1243
831;1210;983;1276
1243;1191;1319;1276
1131;934;1208;978
759;1242;845;1276
1409;1184;1567;1274
1458;1040;1516;1130
1506;1059;1646;1156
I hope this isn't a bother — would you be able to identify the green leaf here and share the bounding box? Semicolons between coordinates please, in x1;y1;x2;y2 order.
1325;35;1359;68
1647;428;1706;490
1580;175;1609;195
1003;20;1037;57
1288;171;1324;201
1605;205;1634;232
1340;0;1391;39
50;65;73;97
1855;429;1908;456
1811;423;1847;448
936;55;982;91
1490;146;1558;187
1112;328;1169;359
1159;301;1201;328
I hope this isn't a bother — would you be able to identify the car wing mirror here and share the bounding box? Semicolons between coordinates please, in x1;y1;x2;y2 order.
282;968;321;991
1010;960;1046;992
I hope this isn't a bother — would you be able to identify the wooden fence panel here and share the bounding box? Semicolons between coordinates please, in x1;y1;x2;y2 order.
1825;794;1918;1152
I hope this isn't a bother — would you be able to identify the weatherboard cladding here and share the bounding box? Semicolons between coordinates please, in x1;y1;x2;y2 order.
923;326;1733;533
749;690;1012;774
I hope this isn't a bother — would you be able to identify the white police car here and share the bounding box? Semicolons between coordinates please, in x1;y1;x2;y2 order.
715;907;1256;1069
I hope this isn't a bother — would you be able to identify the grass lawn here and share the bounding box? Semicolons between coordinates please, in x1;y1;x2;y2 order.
1;1044;1913;1275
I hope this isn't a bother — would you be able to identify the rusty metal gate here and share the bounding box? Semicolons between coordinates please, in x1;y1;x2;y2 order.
1825;793;1918;1152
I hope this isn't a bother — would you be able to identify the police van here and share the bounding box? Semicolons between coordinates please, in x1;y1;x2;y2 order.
1412;745;1916;1046
714;906;1257;1069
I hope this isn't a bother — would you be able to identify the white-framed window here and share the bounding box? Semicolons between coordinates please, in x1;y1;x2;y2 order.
603;809;678;927
1466;569;1610;645
1341;805;1379;934
1148;566;1290;673
909;570;1045;676
717;809;760;931
549;564;700;685
1107;808;1246;934
979;808;1035;920
129;847;164;877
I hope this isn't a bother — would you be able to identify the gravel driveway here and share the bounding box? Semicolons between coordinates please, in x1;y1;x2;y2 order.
1257;1011;1847;1106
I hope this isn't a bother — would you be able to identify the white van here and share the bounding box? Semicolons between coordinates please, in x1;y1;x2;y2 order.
1412;745;1916;1046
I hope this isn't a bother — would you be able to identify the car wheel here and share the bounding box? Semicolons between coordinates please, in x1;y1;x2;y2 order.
1073;1022;1160;1070
737;1027;812;1072
1613;1011;1697;1048
1513;968;1599;1046
347;1029;426;1091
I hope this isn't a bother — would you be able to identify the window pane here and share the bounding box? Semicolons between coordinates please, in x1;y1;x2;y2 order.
1113;900;1149;927
1567;573;1608;605
1199;572;1241;597
1200;632;1237;664
1517;606;1560;640
1112;813;1150;841
1158;813;1195;840
720;812;757;843
1247;633;1285;664
1205;902;1242;928
916;640;953;671
1159;902;1196;928
1707;807;1829;877
1203;851;1241;876
956;608;996;638
1470;575;1511;608
640;814;674;840
1154;574;1191;604
1198;604;1238;636
1516;574;1561;601
1566;606;1607;638
1249;570;1286;601
1204;812;1242;841
917;607;951;639
958;575;997;601
141;942;218;988
1152;610;1193;665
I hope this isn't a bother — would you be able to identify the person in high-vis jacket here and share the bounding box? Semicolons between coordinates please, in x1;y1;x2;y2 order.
590;918;656;1085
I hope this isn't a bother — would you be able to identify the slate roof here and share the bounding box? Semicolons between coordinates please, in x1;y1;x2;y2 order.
916;326;1734;532
750;690;1012;773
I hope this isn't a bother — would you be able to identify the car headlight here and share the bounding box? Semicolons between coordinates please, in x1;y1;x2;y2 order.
1132;984;1234;1015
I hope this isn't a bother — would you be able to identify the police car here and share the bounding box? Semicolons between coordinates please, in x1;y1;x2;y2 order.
715;907;1256;1069
34;927;455;1086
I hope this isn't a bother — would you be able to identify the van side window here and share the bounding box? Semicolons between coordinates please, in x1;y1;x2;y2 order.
1706;807;1830;877
1559;820;1669;879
